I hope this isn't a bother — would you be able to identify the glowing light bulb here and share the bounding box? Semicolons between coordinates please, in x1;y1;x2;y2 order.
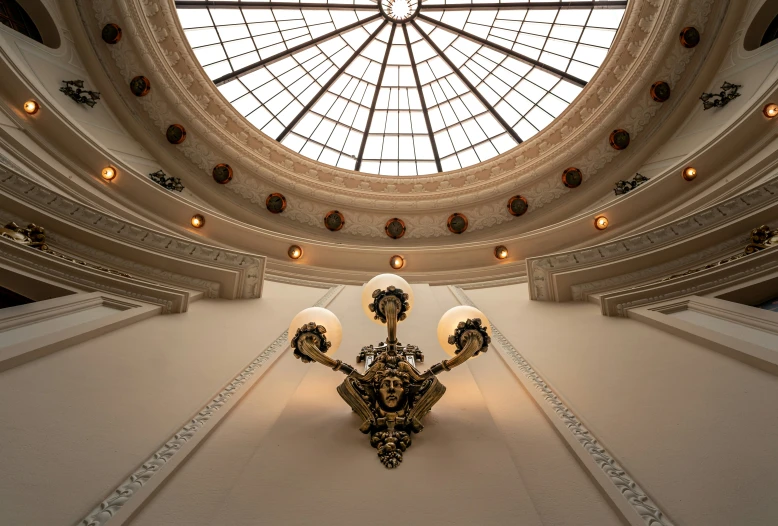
764;103;778;119
191;214;205;228
682;167;698;181
595;216;609;230
23;100;39;115
494;246;508;259
101;166;117;181
389;255;404;269
288;245;303;260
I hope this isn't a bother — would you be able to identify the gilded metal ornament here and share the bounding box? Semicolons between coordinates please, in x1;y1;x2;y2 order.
385;218;406;239
166;124;186;144
562;167;583;188
650;81;671;102
507;195;528;217
609;129;630;150
212;163;233;184
149;170;184;192
266;193;286;214
614;173;648;196
447;213;468;234
324;210;345;231
101;24;122;44
129;76;151;97
679;26;700;48
290;285;490;469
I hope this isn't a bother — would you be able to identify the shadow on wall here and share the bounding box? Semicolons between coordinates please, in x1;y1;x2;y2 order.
744;0;778;50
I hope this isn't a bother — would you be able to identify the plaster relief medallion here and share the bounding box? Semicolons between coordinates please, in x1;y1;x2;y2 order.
507;195;529;216
130;76;151;97
166;124;186;144
562;167;583;188
266;193;287;214
651;81;671;102
324;210;345;231
101;24;122;44
447;213;468;234
609;129;630;150
212;163;233;184
680;26;700;48
385;218;406;239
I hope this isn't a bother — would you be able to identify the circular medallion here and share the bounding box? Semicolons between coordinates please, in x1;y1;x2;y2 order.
650;81;671;102
447;213;468;234
166;124;186;144
507;195;528;217
324;210;345;231
562;167;583;188
385;218;406;239
130;76;151;97
101;24;122;44
680;27;700;48
212;164;233;184
609;129;630;150
266;193;287;214
380;0;419;21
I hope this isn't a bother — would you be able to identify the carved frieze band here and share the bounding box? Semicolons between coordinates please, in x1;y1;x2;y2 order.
450;286;674;526
79;285;344;526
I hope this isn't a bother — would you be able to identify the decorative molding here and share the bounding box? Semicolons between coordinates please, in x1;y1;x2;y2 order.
456;276;529;290
79;285;344;526
73;0;726;239
529;177;778;302
0;169;265;299
264;273;336;290
451;286;674;526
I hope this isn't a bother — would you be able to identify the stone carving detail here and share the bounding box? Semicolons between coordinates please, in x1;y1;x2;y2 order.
79;285;344;526
75;0;722;239
451;286;674;526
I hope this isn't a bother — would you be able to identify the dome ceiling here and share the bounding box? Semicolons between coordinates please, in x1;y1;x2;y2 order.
175;0;625;175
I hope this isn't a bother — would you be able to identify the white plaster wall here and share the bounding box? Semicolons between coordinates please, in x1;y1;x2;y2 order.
130;284;621;526
0;280;326;526
466;283;778;526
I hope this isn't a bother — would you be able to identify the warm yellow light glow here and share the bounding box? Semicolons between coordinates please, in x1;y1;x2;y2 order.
361;273;414;325
101;166;117;181
288;307;343;355
682;167;698;181
288;245;303;260
494;245;508;259
389;255;404;269
436;305;492;358
23;100;39;115
764;103;778;119
190;214;205;228
595;216;609;230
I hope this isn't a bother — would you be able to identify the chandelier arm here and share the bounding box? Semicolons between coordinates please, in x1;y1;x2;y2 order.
382;295;401;345
297;333;358;375
428;329;483;375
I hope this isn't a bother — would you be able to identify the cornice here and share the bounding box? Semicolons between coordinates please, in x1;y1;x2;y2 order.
73;0;728;239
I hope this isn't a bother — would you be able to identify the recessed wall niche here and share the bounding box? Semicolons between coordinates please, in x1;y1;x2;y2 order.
744;0;778;50
0;0;60;48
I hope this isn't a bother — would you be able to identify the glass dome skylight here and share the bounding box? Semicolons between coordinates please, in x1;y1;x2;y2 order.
176;0;626;175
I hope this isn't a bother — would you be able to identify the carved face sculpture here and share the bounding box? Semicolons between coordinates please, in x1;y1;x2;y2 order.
378;375;406;411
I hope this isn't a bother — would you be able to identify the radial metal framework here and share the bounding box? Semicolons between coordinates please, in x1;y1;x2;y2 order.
175;0;626;175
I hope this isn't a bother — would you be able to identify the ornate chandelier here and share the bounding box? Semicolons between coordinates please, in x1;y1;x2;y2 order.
288;274;491;469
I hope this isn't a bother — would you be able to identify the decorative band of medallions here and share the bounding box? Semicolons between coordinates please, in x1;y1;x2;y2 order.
507;195;528;217
166;124;186;145
447;213;468;234
609;129;630;151
101;23;121;44
212;164;232;184
129;76;150;97
324;210;345;231
562;167;583;189
650;81;671;103
266;193;286;214
385;218;406;239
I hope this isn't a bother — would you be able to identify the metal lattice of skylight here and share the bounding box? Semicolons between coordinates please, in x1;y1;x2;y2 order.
175;0;626;175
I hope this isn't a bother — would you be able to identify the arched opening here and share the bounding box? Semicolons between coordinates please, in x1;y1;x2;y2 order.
0;0;60;48
0;0;42;43
745;0;778;50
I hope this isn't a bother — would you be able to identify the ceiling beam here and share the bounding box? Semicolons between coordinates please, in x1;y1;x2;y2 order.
403;23;442;173
276;21;388;142
417;13;587;87
412;20;522;145
212;13;381;86
176;1;377;9
355;24;396;171
421;1;627;10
